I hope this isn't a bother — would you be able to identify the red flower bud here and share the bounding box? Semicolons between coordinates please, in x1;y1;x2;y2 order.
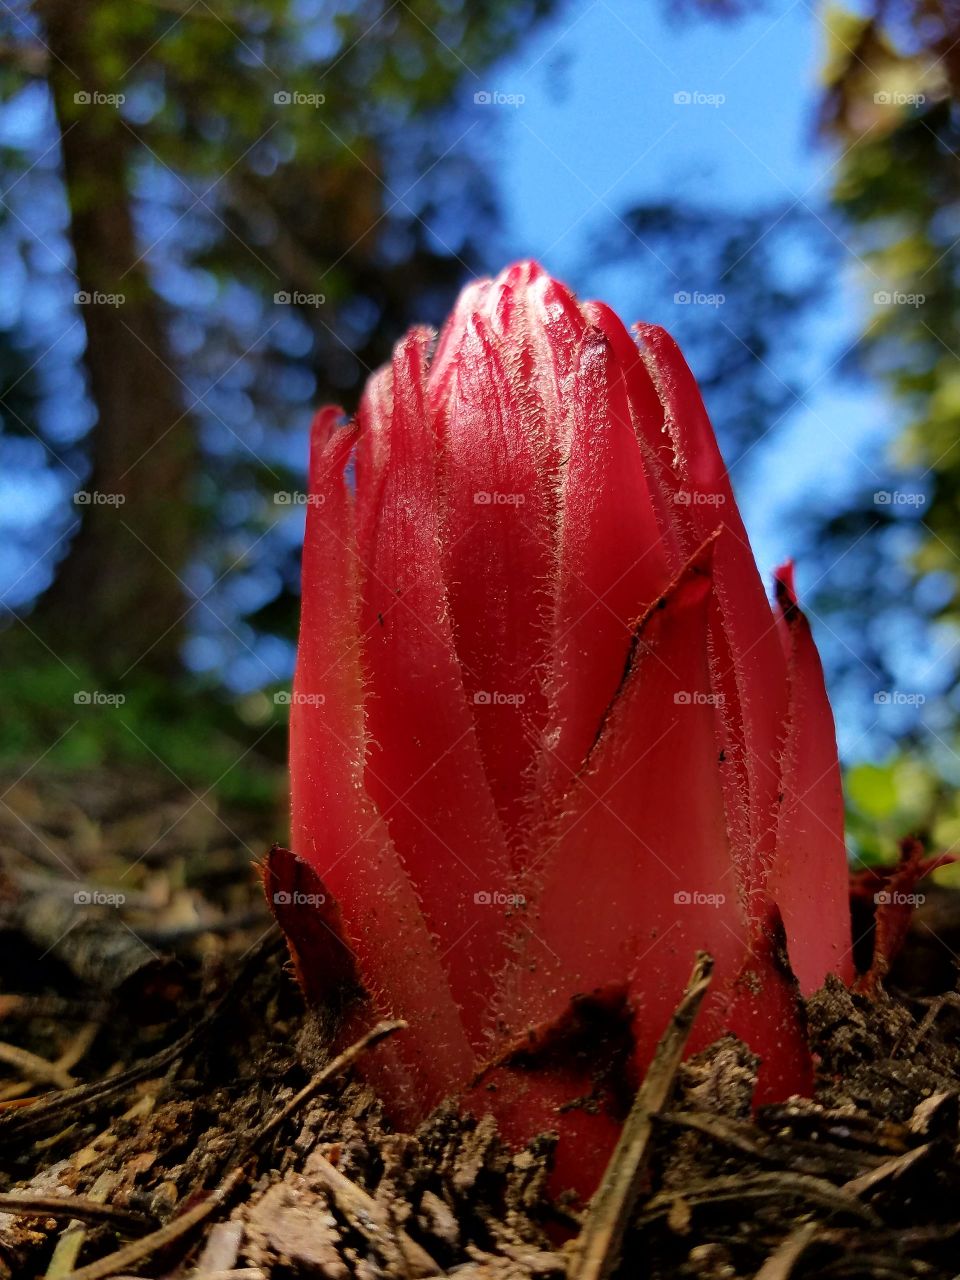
281;262;852;1200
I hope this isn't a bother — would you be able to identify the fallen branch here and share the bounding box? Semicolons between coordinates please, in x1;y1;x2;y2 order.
567;951;714;1280
62;1166;246;1280
251;1018;405;1150
0;1192;152;1232
0;1041;76;1090
754;1221;820;1280
640;1171;881;1226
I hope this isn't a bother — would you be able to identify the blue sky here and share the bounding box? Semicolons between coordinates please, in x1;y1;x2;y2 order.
469;0;890;583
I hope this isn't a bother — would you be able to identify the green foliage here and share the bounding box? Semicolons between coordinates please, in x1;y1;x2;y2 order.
846;752;960;885
846;757;938;862
821;9;960;617
810;5;960;836
0;646;287;809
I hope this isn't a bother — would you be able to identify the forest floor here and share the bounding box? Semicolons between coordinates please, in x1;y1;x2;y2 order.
2;764;960;1280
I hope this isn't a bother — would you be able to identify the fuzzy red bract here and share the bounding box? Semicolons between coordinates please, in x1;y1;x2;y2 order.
280;261;853;1200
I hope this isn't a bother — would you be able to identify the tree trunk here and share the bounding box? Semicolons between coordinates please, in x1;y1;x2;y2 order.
32;0;195;678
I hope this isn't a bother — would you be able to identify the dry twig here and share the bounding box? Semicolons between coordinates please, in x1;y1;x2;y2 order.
567;951;714;1280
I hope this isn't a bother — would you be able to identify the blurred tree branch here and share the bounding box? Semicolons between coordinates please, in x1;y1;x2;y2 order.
1;0;558;680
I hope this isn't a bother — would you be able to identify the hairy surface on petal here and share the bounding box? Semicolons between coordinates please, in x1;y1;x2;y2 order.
429;276;493;411
723;911;814;1101
355;332;516;1044
635;323;789;879
539;330;671;808
522;266;588;439
501;541;782;1078
290;409;475;1108
433;313;556;849
770;564;854;993
354;363;394;559
430;262;587;458
580;300;683;554
288;263;850;1184
704;594;754;886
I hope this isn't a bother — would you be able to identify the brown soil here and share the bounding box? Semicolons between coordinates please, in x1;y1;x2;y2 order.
1;766;959;1280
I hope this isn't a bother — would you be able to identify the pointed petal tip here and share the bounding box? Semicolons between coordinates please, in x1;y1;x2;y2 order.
632;319;671;346
310;404;347;450
496;259;547;288
307;405;356;493
581;299;635;344
392;324;434;380
580;322;615;354
774;560;800;620
490;260;583;320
